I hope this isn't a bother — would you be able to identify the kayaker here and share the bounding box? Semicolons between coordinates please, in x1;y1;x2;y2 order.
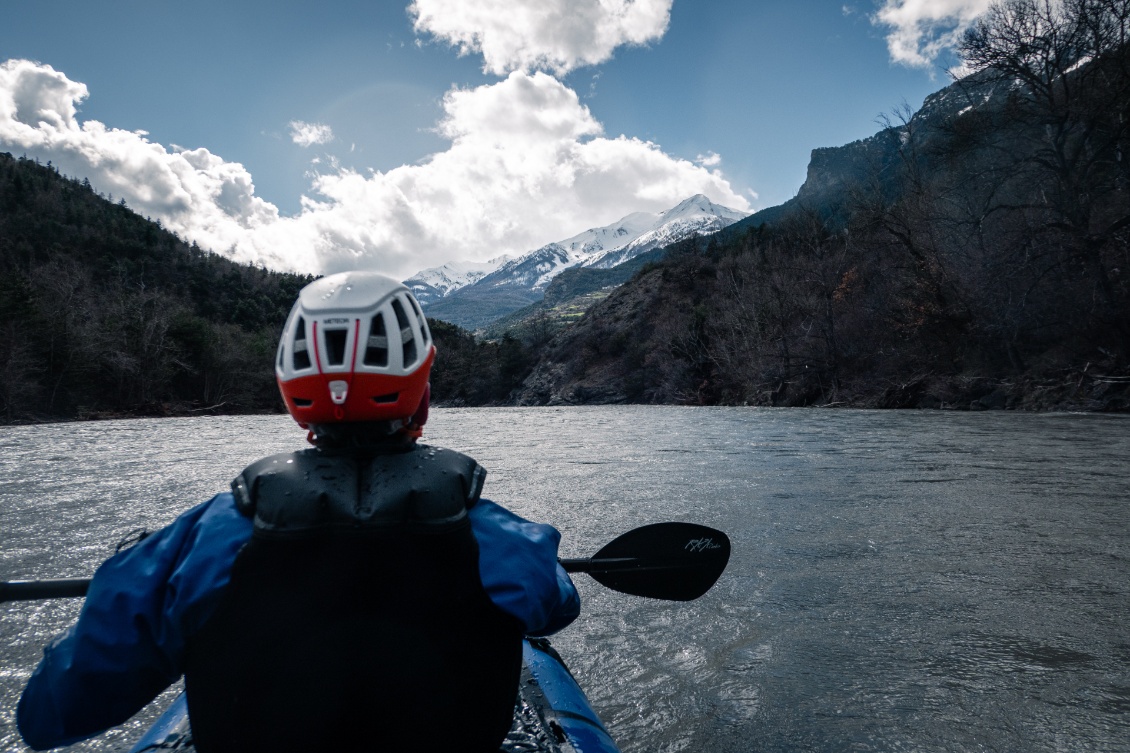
18;271;581;752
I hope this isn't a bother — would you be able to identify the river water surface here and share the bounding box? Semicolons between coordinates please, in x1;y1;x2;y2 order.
1;407;1128;752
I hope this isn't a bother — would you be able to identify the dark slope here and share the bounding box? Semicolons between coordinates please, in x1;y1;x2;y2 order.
0;153;313;421
0;153;528;420
511;45;1130;410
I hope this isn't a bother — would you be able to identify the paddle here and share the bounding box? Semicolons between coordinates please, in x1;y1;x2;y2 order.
0;578;90;604
1;522;730;605
559;522;730;601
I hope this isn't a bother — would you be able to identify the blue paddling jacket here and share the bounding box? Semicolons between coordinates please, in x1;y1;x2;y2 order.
18;443;580;752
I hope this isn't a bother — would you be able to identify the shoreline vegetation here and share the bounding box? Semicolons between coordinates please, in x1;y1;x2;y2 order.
2;0;1128;424
6;364;1128;428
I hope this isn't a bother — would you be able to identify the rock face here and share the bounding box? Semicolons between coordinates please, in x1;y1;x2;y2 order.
736;69;1006;230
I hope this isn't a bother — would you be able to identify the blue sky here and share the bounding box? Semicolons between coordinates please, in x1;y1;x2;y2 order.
0;0;987;278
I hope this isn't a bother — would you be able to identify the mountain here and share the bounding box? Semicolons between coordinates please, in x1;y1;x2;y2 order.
509;41;1130;411
418;194;748;330
583;194;748;269
734;69;1006;231
404;254;513;306
478;243;673;342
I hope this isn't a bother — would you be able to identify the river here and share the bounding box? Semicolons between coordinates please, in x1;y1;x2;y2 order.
1;407;1128;752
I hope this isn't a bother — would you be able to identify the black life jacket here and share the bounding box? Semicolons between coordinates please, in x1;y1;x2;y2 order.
183;444;524;753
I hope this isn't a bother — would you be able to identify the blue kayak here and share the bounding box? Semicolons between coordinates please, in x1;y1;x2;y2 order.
128;637;619;753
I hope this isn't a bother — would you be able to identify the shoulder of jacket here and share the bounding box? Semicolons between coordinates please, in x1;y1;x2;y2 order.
230;450;320;516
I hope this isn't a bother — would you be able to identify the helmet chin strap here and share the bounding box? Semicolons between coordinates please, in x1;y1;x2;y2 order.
305;419;414;448
409;384;430;430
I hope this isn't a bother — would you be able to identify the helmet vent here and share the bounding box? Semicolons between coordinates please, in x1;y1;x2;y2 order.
364;314;389;367
409;297;431;346
292;398;313;407
324;328;349;366
391;299;418;367
293;317;311;371
372;392;399;404
402;331;417;367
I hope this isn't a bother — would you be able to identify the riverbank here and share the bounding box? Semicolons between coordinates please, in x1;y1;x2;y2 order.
5;365;1128;427
513;360;1130;413
858;369;1130;412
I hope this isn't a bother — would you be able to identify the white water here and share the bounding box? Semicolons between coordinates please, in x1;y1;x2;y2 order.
2;407;1129;752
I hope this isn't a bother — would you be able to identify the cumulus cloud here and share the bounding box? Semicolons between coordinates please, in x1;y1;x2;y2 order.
287;70;750;275
0;59;290;264
873;0;993;68
0;60;749;279
409;0;671;75
289;120;334;147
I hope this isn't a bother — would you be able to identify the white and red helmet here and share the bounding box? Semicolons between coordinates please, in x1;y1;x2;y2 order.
276;271;435;432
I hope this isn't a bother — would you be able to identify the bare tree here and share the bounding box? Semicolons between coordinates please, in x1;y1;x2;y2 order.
961;0;1130;320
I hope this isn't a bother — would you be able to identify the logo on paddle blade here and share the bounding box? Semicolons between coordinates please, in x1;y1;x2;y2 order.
685;537;722;553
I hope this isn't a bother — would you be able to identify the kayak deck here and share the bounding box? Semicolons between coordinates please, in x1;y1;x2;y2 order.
505;638;619;752
128;638;619;753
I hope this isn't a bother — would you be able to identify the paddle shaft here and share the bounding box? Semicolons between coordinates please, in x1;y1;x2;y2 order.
1;562;654;600
1;578;90;604
4;523;729;604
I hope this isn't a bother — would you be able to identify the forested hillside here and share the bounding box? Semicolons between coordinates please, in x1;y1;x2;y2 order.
0;152;316;421
0;152;535;422
514;0;1130;411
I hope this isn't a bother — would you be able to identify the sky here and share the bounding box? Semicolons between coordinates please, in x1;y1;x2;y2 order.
0;0;991;279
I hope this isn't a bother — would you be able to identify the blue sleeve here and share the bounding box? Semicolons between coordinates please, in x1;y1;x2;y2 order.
17;493;252;751
470;499;580;636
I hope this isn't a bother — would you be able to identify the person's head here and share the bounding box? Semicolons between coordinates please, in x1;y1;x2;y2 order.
275;271;435;444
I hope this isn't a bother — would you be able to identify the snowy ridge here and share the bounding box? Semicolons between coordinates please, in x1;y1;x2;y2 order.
405;254;513;305
584;195;748;269
409;194;749;300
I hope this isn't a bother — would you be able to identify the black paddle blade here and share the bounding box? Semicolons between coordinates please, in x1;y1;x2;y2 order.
563;522;730;601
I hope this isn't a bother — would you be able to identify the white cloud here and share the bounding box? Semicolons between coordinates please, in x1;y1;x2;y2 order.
289;120;334;147
695;152;722;167
409;0;672;75
873;0;994;68
289;71;751;275
0;60;750;279
0;59;290;265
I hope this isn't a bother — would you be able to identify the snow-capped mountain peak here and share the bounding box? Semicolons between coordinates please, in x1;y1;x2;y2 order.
404;254;513;305
580;194;749;270
489;195;748;288
407;195;749;328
